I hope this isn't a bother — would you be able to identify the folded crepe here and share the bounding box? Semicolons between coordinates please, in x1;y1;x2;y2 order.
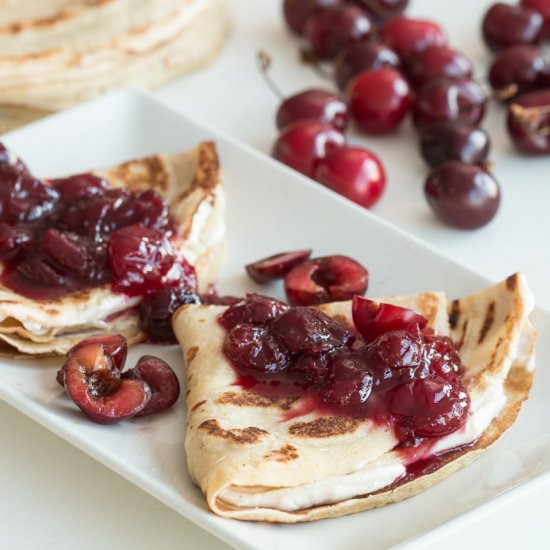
173;274;536;522
0;141;226;357
0;0;231;110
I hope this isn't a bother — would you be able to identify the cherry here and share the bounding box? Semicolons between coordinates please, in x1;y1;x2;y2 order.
284;255;368;306
347;67;411;134
0;143;29;176
482;3;543;52
42;229;93;277
52;174;109;203
62;343;151;424
313;146;386;208
521;0;550;37
16;255;68;287
365;329;423;372
353;0;408;21
282;0;343;35
122;355;180;416
276;89;348;131
379;17;446;61
107;224;175;295
219;294;288;330
245;249;312;283
272;120;346;177
422;333;462;380
0;223;31;260
289;354;330;385
424;161;501;230
304;5;374;60
419;122;490;168
389;376;470;438
321;352;373;406
139;286;200;343
507;89;550;154
406;45;473;89
489;45;550;98
200;292;243;306
57;333;129;386
224;324;290;374
412;77;486;132
270;306;353;355
334;42;401;91
0;172;59;225
352;297;428;341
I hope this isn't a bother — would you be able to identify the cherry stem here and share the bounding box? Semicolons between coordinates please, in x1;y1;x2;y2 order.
257;51;285;100
510;102;550;136
493;83;519;101
299;48;333;81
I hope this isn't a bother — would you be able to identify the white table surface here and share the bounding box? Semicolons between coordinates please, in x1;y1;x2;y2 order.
2;0;550;548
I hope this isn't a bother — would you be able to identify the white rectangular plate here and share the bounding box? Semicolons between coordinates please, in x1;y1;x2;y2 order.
1;90;549;550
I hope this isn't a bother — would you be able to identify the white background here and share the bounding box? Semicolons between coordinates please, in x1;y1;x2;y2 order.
1;0;550;548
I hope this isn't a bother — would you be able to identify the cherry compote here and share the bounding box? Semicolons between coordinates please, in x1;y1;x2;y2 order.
219;294;470;444
0;144;191;304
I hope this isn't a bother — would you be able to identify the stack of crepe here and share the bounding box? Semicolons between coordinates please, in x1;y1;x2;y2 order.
0;141;226;357
0;0;231;111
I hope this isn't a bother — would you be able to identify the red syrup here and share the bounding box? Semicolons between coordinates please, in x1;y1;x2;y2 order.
221;295;471;446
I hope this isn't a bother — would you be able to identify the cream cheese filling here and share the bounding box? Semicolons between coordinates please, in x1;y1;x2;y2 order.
219;377;507;512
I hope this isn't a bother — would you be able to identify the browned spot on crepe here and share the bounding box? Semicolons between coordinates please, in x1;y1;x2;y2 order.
506;273;518;291
179;141;220;201
478;301;496;344
199;420;268;444
419;293;440;326
106;155;169;195
288;417;361;438
216;391;297;410
186;346;199;365
264;444;299;463
449;299;460;330
191;400;207;412
457;319;469;350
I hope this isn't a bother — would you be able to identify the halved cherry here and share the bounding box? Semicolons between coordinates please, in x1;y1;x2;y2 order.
122;356;180;416
57;334;128;386
284;255;368;306
62;343;151;424
245;249;312;283
352;297;428;340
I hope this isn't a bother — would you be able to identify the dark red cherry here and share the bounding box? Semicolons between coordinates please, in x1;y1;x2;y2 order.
284;255;368;306
122;355;180;416
219;294;288;330
107;224;175;295
304;5;374;60
507;89;550;154
482;3;544;52
224;324;290;374
270;307;354;355
412;77;486;132
521;0;550;36
272;120;346;177
52;174;109;203
313;146;386;208
379;17;446;61
139;286;199;343
0;143;30;176
334;42;401;91
0;172;59;225
321;352;373;406
352;297;428;341
282;0;344;34
246;249;312;283
347;68;411;134
42;229;93;277
420;122;490;168
406;45;473;89
365;329;423;373
289;354;330;385
389;376;470;438
0;223;31;260
489;45;550;98
353;0;408;21
276;89;348;131
423;333;462;380
424;161;501;229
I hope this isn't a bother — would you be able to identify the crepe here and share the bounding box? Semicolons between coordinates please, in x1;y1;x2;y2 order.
0;0;231;110
173;274;535;522
0;141;226;357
